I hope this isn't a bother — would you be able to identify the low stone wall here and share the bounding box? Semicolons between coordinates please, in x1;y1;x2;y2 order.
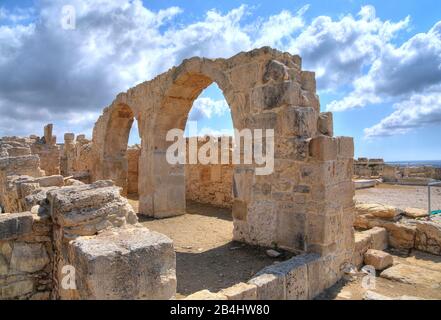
185;163;233;209
0;212;53;300
354;203;441;255
354;158;384;178
1;175;177;299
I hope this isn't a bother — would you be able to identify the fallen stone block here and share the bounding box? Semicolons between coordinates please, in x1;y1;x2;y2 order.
380;264;441;289
404;208;429;219
356;203;400;219
364;249;393;271
66;227;176;300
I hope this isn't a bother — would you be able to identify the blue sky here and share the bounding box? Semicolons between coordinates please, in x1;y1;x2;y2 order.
0;0;440;161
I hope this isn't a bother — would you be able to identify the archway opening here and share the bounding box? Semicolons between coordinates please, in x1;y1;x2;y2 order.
139;82;285;298
102;103;140;196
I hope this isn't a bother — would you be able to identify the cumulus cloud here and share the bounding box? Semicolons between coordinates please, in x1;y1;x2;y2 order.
289;5;410;91
328;20;441;112
364;88;441;138
188;97;230;121
0;0;440;141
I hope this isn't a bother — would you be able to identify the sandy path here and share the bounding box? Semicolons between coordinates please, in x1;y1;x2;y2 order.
355;184;441;211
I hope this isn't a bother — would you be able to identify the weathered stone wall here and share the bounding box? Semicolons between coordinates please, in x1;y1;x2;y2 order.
185;137;233;208
0;212;53;300
354;203;441;256
29;124;61;176
1;178;177;300
354;158;384;178
127;146;140;195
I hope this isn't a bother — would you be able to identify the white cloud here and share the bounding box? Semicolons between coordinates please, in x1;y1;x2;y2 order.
0;0;440;141
328;20;441;111
364;88;441;138
188;97;230;121
289;6;410;91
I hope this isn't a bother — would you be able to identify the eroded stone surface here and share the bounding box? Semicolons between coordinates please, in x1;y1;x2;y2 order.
66;227;176;300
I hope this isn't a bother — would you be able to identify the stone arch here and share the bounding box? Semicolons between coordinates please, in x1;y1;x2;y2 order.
92;48;355;285
92;101;139;194
139;58;241;218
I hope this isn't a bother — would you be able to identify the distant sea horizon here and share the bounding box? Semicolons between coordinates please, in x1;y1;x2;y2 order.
386;160;441;168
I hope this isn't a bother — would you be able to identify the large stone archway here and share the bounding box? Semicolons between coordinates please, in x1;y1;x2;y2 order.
91;47;355;286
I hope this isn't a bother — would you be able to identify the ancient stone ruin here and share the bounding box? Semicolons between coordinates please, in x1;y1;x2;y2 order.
1;47;440;300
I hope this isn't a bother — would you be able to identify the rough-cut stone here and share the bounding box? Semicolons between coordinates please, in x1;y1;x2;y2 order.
356;203;400;219
66;227;176;300
248;273;285;300
404;207;429;219
0;279;34;299
0;212;33;240
219;283;257;300
255;256;309;300
380;264;441;289
364;249;393;271
413;220;441;255
353;232;372;268
9;242;49;273
364;227;388;251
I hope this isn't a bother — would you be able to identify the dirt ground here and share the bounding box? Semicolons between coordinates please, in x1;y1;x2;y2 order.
127;197;292;298
317;249;441;300
355;183;441;211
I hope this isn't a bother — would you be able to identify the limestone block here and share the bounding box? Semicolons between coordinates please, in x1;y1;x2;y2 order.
380;264;441;289
0;254;8;275
0;279;33;299
355;203;400;219
67;227;176;300
185;290;227;300
364;249;393;271
404;207;429;219
309;135;337;161
278;106;317;137
386;222;416;249
47;181;138;230
414;220;441;255
251;81;301;112
318;112;333;136
337;137;354;159
263;60;289;83
363;227;388;251
9;242;49;273
300;71;316;92
35;175;64;187
353;232;372;268
219;282;257;300
232;200;247;221
0;212;33;240
248;273;285;300
256;256;309;300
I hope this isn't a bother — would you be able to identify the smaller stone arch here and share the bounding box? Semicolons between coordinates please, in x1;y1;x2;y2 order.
92;101;139;194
